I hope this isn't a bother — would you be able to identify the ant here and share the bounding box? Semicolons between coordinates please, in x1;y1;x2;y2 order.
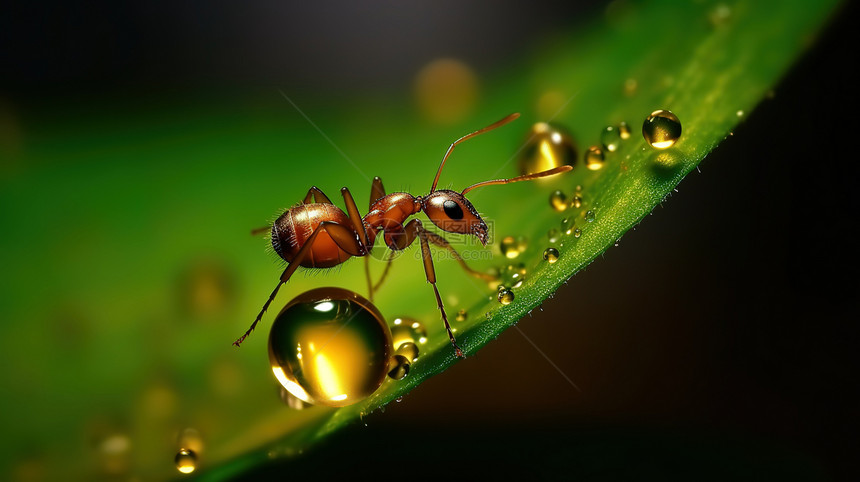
234;113;571;357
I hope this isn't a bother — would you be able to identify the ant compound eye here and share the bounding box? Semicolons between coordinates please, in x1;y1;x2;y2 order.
442;200;464;219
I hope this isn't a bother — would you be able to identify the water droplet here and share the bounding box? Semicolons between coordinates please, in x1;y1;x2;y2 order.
499;235;527;259
570;194;583;209
396;396;404;403
497;289;515;305
269;288;392;407
709;3;732;27
547;228;560;243
178;258;236;319
519;122;577;176
623;78;638;97
175;448;197;474
585;210;595;223
584;146;605;170
618;121;631;139
643;110;682;149
543;248;560;264
736;110;744;117
396;341;420;362
391;317;429;346
501;263;527;288
600;126;621;152
561;217;574;236
455;309;468;322
549;190;568;212
387;355;411;380
414;58;478;124
574;228;582;238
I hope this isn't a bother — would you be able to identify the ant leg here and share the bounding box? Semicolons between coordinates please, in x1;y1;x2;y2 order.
365;178;386;300
369;176;386;209
251;225;271;236
338;186;375;300
339;187;370;248
399;219;465;358
372;249;396;293
302;186;333;204
233;221;367;347
365;257;374;301
423;231;498;282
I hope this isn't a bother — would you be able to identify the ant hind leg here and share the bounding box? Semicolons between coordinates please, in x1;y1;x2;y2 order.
233;220;367;347
302;186;333;205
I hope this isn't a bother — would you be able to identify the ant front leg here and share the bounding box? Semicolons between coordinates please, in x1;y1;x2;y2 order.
373;223;496;294
398;219;465;359
233;220;368;347
423;231;498;282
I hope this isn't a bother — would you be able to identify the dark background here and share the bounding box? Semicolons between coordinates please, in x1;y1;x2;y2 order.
2;1;857;480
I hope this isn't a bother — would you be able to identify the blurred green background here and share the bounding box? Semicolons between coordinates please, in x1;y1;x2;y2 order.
1;0;856;480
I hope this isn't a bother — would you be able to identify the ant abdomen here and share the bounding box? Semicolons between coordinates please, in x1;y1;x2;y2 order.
272;204;352;268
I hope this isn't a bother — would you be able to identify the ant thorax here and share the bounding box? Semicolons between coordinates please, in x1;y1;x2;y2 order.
364;192;421;231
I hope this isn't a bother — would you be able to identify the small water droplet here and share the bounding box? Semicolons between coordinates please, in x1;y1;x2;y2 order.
547;228;560;243
600;126;621;152
395;341;420;362
623;78;638;97
574;228;582;238
455;309;468;322
414;58;478;124
175;449;197;474
499;236;519;258
500;263;527;288
392;317;429;346
519;122;578;175
561;217;574;236
269;288;392;407
396;396;403;403
387;355;411;380
569;194;583;209
643;109;681;149
497;289;515;305
736;110;744;117
584;146;605;170
549;190;568;212
618;121;631;139
709;3;732;27
585;210;595;223
178;258;236;319
543;248;560;264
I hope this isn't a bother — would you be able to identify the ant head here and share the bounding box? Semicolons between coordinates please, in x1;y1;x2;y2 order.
422;190;488;245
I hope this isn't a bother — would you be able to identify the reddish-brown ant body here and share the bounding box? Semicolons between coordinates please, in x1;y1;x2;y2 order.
234;113;571;357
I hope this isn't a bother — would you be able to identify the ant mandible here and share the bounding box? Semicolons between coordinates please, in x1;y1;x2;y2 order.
234;113;571;358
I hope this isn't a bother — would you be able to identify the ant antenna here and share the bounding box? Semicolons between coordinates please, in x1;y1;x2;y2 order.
461;165;572;195
430;113;520;193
